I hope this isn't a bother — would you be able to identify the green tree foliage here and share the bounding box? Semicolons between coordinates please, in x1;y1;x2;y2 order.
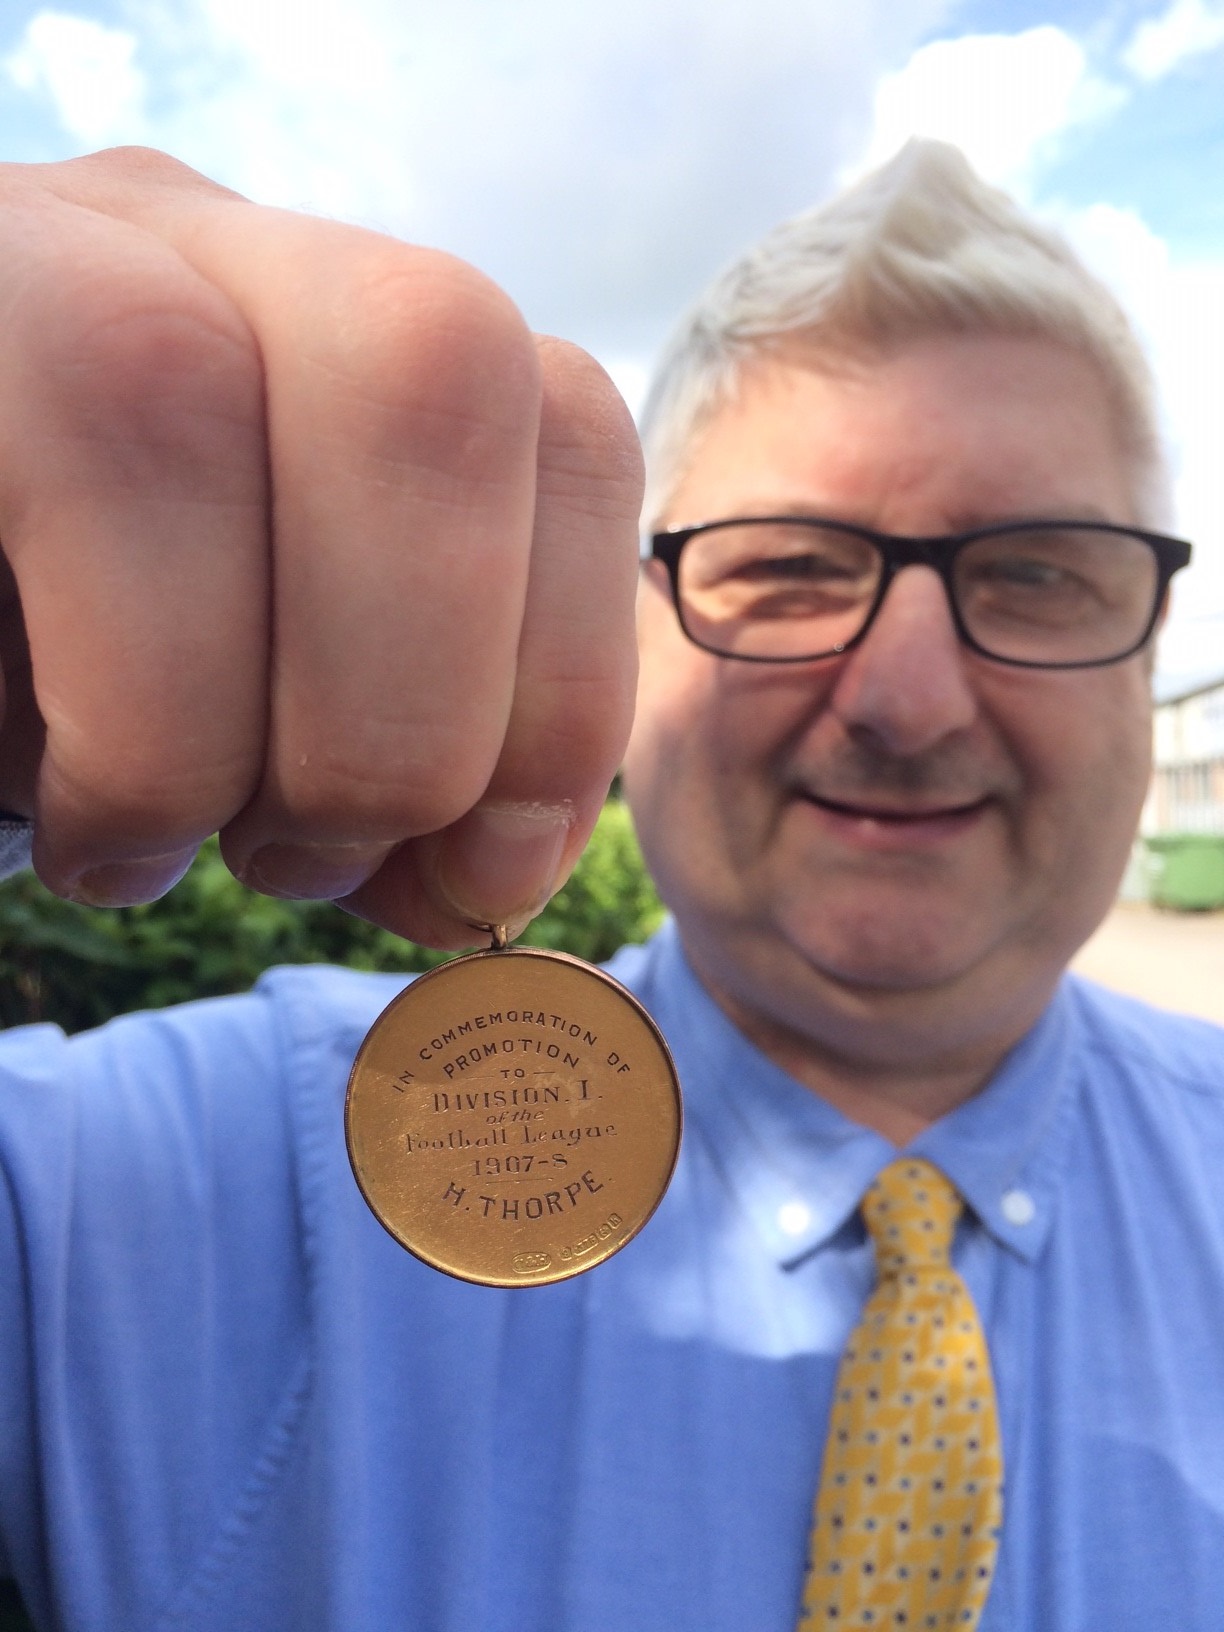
0;800;665;1035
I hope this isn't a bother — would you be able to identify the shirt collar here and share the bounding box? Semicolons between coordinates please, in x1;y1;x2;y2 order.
907;986;1079;1263
637;921;1081;1270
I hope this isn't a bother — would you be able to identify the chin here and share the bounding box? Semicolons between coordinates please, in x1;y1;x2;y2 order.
796;943;964;995
779;902;988;995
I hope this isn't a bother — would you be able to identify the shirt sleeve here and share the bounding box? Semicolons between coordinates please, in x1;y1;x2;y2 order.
0;988;311;1630
0;818;32;881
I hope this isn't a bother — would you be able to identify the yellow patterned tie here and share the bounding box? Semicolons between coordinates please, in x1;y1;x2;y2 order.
797;1158;1003;1630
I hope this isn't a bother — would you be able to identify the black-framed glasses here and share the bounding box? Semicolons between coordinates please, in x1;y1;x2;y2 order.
648;517;1193;670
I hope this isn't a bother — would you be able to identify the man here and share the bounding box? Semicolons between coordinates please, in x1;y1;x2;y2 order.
1;140;1220;1631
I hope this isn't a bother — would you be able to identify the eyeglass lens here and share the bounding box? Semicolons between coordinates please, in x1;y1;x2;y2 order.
676;521;1161;665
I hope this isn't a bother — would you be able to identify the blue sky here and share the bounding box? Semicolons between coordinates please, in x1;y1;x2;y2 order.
0;0;1221;681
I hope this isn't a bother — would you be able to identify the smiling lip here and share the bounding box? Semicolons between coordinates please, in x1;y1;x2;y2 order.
797;790;992;849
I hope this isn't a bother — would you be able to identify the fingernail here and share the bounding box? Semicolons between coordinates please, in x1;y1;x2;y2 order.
68;848;198;907
241;840;395;900
434;802;573;926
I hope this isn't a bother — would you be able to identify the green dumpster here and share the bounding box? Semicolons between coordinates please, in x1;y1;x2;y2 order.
1143;834;1224;911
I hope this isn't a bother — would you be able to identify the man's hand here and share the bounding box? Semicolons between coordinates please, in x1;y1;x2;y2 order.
0;148;643;947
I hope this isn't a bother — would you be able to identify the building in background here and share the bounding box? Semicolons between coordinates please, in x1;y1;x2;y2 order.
1146;670;1224;836
1116;670;1224;906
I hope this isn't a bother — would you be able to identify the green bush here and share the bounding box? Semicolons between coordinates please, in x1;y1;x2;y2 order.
0;801;665;1035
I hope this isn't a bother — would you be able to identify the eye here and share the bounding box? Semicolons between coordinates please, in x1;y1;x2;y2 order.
734;551;857;583
957;529;1111;602
970;555;1073;591
684;523;877;592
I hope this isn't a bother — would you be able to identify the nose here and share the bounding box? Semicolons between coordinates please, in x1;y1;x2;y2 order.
826;565;978;756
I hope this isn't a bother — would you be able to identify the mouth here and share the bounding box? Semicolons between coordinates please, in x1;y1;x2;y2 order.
801;792;991;824
795;789;993;848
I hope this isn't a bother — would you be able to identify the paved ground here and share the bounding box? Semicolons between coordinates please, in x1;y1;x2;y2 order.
1071;901;1224;1023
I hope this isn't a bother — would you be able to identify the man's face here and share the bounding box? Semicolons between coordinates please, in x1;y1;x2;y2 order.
624;335;1155;1072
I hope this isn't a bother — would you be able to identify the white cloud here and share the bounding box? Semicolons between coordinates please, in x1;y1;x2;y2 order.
7;0;950;363
1123;0;1224;81
855;26;1126;193
4;11;145;144
193;0;401;99
602;356;652;423
1054;202;1224;680
845;20;1223;685
0;2;1216;687
1148;255;1224;681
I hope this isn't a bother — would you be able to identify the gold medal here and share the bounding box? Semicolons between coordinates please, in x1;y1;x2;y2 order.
345;928;682;1286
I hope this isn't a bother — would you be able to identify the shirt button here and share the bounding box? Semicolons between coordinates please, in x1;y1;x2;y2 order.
777;1201;812;1237
1001;1188;1036;1226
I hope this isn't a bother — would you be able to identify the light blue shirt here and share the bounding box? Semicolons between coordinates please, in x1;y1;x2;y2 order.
3;920;1224;1630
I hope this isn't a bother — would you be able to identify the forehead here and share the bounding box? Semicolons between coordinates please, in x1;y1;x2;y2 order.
661;335;1135;532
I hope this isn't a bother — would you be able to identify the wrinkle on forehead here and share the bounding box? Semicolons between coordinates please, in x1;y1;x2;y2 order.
660;337;1138;539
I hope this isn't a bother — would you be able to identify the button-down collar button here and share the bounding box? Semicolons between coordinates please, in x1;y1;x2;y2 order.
1001;1188;1036;1226
777;1201;812;1237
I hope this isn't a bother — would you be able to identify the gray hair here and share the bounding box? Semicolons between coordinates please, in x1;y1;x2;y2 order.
639;139;1170;527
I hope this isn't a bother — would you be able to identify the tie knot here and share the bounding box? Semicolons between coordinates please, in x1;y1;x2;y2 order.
861;1158;962;1274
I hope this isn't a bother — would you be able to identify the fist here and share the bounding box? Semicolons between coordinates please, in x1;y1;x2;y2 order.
0;148;643;947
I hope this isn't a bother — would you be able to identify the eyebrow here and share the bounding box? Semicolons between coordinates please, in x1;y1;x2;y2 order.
663;502;1128;534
